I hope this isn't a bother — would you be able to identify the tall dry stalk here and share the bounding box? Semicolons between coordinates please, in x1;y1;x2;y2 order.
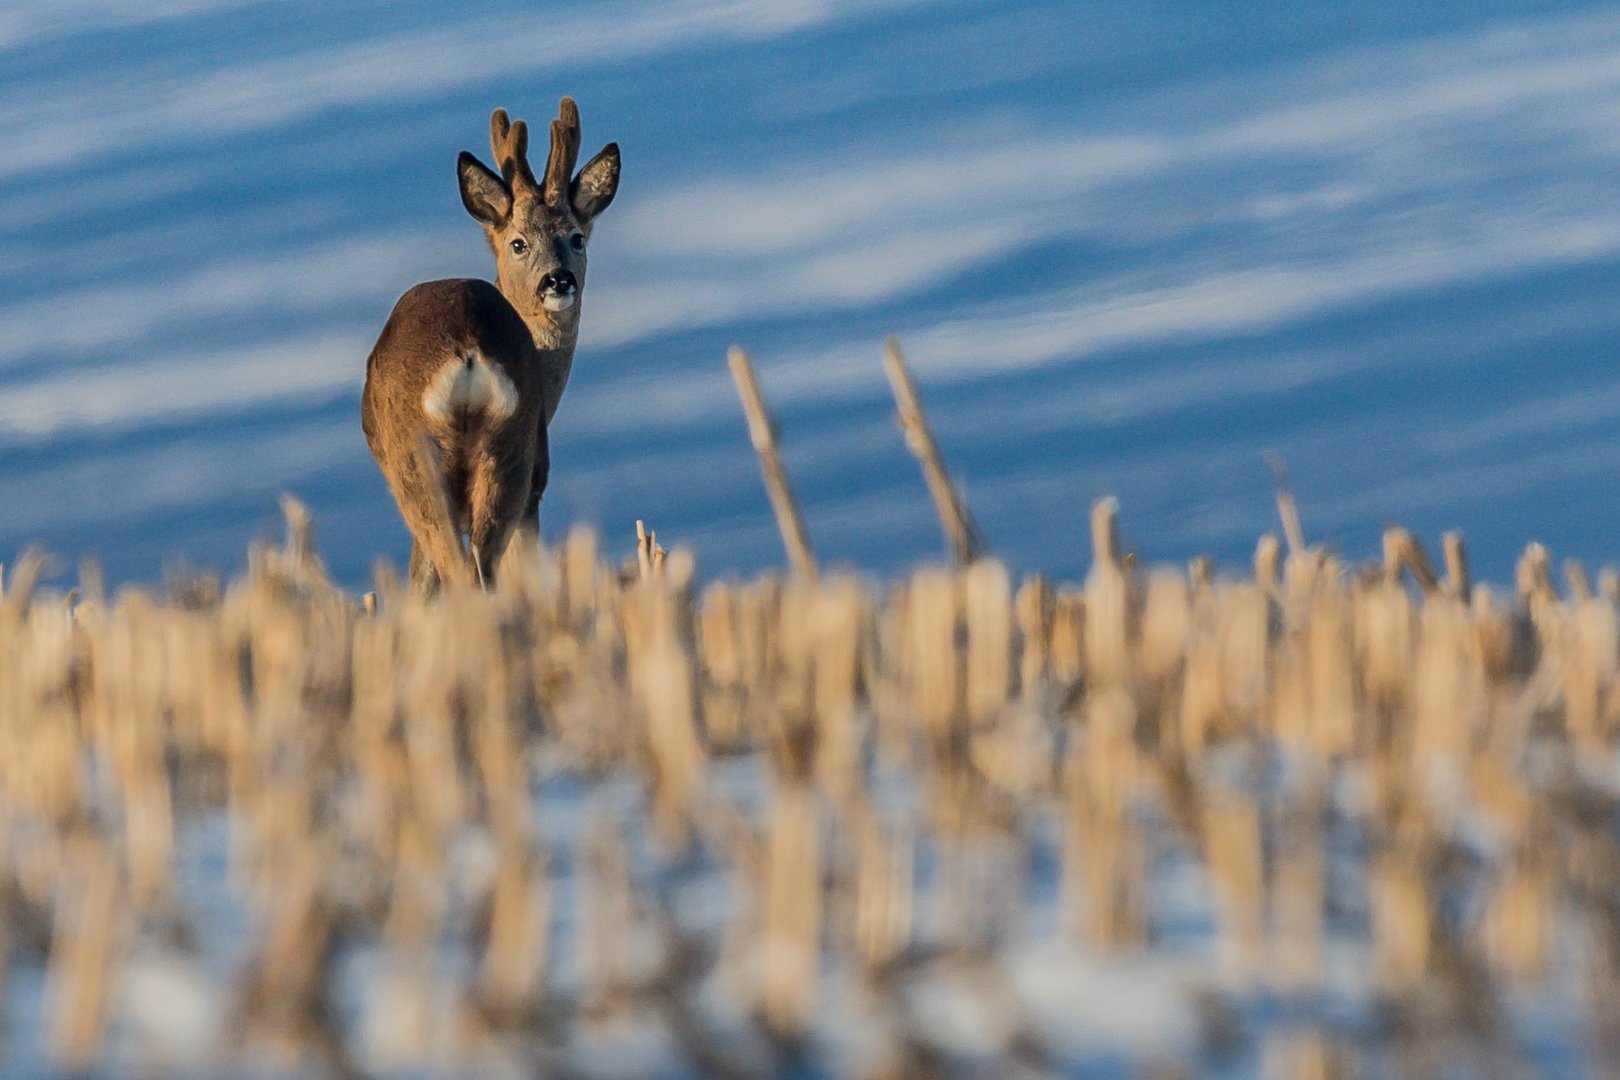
882;337;984;564
728;346;817;580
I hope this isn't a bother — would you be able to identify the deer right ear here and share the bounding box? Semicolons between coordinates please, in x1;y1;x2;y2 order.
457;151;512;227
570;143;620;223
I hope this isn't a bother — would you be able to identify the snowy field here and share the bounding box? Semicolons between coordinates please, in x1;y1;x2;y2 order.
2;515;1614;1077
3;2;1620;587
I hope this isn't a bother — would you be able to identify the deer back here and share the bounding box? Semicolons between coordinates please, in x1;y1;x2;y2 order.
363;279;544;433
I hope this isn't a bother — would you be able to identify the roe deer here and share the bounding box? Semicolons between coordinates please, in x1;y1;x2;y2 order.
362;98;619;590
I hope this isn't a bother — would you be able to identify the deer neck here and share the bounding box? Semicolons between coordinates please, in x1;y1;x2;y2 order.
514;305;580;426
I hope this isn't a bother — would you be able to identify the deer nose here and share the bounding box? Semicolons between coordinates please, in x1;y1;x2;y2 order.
540;270;577;295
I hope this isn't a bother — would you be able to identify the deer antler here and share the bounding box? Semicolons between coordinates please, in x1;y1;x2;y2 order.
543;97;582;207
489;108;537;196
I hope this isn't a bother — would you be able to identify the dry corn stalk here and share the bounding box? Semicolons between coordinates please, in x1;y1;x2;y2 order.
759;780;821;1036
1202;784;1264;979
882;337;984;564
729;346;816;580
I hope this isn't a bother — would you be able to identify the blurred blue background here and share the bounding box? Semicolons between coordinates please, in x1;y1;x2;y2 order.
2;0;1618;588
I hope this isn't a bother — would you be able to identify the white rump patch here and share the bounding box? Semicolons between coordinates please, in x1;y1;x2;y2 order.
422;348;519;425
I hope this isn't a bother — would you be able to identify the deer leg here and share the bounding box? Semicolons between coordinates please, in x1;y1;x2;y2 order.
468;447;532;588
516;421;551;539
517;489;541;539
406;542;441;593
381;432;467;593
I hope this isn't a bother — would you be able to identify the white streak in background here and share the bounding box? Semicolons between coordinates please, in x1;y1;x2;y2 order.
606;133;1167;264
859;210;1620;382
0;233;452;369
0;331;369;439
1210;19;1620;154
0;419;359;540
0;0;292;49
0;0;926;179
588;219;1022;346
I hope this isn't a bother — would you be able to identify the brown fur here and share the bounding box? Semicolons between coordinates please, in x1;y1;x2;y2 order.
361;99;619;592
361;279;551;589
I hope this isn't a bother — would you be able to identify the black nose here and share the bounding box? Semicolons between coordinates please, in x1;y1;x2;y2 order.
540;270;577;295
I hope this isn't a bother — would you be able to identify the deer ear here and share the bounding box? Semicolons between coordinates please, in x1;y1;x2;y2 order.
458;151;512;227
570;143;619;223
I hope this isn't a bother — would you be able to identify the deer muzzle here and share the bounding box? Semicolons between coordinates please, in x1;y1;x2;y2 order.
539;269;577;312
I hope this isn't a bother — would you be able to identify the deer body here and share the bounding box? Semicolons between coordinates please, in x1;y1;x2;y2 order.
361;278;549;587
362;99;619;590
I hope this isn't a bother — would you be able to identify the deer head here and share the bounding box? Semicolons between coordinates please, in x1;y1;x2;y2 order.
456;98;620;347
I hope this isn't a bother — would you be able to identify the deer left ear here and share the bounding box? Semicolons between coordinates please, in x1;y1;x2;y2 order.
570;143;619;223
458;151;512;227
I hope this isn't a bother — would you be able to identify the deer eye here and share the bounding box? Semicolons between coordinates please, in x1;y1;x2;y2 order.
569;233;586;254
509;237;528;255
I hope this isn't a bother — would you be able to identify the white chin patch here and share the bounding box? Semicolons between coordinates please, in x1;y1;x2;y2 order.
541;293;575;313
